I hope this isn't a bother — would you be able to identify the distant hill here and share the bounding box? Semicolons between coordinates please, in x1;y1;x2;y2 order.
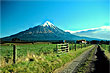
1;21;100;41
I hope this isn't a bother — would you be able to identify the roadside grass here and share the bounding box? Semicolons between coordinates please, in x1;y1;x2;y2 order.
100;44;110;60
0;43;93;73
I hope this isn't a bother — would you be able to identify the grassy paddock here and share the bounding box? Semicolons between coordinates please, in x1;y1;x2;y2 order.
0;43;93;73
100;44;110;60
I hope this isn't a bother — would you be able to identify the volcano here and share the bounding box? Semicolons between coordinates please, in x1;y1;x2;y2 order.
1;21;99;41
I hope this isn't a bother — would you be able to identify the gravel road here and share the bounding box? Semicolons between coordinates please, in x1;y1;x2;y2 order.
57;45;97;73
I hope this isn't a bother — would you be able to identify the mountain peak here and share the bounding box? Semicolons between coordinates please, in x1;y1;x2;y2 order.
42;21;54;27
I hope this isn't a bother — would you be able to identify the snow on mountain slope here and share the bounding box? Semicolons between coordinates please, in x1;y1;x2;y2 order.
2;21;101;41
2;21;81;41
42;21;54;27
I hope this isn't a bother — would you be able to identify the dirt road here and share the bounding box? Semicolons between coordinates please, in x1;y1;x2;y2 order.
55;45;110;73
92;45;109;73
55;45;96;73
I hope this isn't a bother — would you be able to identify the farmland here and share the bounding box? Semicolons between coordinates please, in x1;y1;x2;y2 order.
0;43;93;73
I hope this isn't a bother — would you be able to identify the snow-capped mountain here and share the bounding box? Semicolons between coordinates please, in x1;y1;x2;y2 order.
42;21;55;27
2;21;100;41
65;26;110;40
1;21;78;41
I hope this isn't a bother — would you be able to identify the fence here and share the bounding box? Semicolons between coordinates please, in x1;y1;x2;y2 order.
56;43;69;53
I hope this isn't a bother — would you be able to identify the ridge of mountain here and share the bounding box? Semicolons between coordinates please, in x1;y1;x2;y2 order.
1;21;100;41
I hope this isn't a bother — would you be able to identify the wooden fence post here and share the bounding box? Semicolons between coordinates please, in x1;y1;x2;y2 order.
13;45;17;64
56;44;58;52
81;43;82;49
75;43;76;51
72;43;73;50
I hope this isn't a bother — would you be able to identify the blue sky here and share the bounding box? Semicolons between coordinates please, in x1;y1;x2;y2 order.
1;0;109;38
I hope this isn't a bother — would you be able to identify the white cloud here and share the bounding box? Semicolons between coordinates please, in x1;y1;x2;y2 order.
65;26;110;33
65;30;77;33
100;26;110;31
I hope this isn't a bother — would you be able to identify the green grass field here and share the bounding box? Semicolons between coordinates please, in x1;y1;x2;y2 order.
100;44;110;59
0;43;92;73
